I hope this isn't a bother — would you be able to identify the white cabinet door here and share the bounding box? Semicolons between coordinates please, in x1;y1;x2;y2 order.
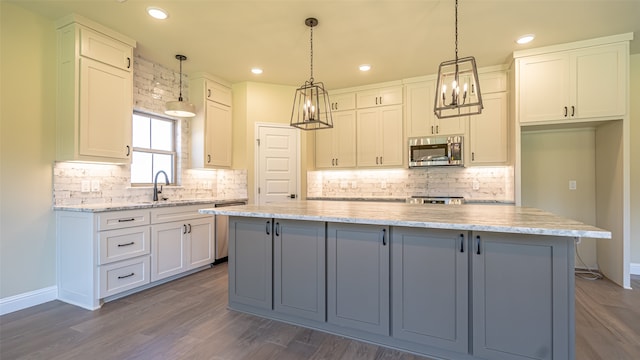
315;110;356;168
187;217;215;269
357;86;402;108
79;27;132;71
151;222;187;281
79;57;132;160
357;105;403;167
329;92;356;111
406;80;466;137
469;92;508;165
572;44;626;119
205;80;232;106
205;101;232;167
518;53;570;124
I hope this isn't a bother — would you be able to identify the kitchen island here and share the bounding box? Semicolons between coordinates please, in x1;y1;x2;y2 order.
200;201;610;360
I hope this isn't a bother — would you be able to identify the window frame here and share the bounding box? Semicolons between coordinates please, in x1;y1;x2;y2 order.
130;111;177;186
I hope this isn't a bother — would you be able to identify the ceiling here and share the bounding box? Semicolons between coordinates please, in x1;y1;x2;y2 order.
10;0;640;90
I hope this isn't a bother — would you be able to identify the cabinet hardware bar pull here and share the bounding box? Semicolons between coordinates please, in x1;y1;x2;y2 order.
336;158;338;166
381;228;387;246
266;221;271;235
275;222;280;236
183;224;187;234
380;156;383;164
117;242;135;247
436;125;439;134
379;96;383;104
571;106;575;117
476;235;481;255
118;218;136;222
564;106;568;117
188;224;192;234
207;154;211;163
127;57;131;69
126;145;130;156
472;152;475;161
332;159;335;166
376;156;379;165
118;273;135;279
208;89;211;98
460;234;464;253
431;125;434;135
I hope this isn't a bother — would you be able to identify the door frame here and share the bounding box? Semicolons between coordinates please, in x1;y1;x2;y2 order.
254;122;301;205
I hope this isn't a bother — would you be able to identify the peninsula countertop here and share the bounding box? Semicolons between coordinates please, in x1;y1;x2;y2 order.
199;200;611;239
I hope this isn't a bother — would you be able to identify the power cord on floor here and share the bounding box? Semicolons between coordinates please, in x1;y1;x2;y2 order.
574;241;603;280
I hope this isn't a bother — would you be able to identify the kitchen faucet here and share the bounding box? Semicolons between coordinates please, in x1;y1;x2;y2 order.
153;170;170;201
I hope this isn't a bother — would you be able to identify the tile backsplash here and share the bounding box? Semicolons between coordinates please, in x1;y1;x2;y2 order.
307;166;514;202
52;162;247;206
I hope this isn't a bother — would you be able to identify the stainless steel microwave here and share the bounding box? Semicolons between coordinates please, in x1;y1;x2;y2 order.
408;135;464;167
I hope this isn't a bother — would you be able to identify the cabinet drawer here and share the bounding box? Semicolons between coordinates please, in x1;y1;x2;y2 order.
80;27;133;71
97;210;150;231
99;227;150;265
99;256;150;298
151;204;215;224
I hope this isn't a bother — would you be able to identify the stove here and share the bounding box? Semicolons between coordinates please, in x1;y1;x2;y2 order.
407;196;465;205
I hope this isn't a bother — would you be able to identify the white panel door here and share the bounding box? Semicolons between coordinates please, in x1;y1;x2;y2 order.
257;125;299;205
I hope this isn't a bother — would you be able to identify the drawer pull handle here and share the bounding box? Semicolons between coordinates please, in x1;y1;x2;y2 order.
476;235;481;255
118;218;136;222
266;220;271;235
188;223;192;234
381;228;387;246
459;234;464;253
118;273;135;279
117;242;135;247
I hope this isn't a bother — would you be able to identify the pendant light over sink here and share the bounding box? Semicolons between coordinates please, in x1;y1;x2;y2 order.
165;54;196;118
433;0;483;119
290;18;333;130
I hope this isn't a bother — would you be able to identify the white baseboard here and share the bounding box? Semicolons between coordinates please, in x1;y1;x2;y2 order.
631;262;640;276
0;286;57;316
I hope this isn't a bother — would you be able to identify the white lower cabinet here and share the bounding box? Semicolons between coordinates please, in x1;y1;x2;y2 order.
151;216;214;281
56;204;214;310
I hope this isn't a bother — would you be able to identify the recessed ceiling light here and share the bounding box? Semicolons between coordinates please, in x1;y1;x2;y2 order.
251;68;263;75
516;34;535;45
147;7;168;20
359;64;371;72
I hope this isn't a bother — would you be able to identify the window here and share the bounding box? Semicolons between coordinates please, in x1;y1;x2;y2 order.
131;112;176;185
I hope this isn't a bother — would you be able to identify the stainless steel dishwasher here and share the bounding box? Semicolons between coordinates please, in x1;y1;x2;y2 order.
214;201;247;264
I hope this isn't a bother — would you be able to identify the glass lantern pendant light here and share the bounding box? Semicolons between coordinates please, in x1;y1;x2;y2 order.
290;18;333;130
434;0;483;119
165;54;196;118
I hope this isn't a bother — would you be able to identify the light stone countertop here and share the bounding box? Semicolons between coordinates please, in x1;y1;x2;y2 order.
199;200;611;239
53;198;248;213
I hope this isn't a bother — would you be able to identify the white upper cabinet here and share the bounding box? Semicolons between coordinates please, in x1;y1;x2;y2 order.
468;92;509;165
315;110;357;169
189;74;233;168
516;39;629;125
56;15;135;163
406;79;466;137
357;86;403;108
329;92;356;111
357;105;403;167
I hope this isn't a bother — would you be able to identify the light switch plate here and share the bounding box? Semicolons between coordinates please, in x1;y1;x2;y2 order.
569;180;577;190
81;180;90;193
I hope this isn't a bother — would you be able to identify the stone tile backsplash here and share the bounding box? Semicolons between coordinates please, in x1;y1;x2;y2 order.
307;166;514;202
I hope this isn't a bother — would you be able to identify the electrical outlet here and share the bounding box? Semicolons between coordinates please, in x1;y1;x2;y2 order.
91;180;100;192
569;180;577;190
472;180;480;190
81;180;90;193
340;181;348;189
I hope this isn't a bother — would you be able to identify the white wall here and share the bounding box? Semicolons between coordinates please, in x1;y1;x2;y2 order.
630;54;640;271
0;3;57;298
521;128;598;268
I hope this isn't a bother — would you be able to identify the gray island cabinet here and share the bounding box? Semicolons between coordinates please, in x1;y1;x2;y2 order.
202;201;610;360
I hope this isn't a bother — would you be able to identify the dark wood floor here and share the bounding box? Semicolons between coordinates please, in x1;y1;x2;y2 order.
1;264;639;360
